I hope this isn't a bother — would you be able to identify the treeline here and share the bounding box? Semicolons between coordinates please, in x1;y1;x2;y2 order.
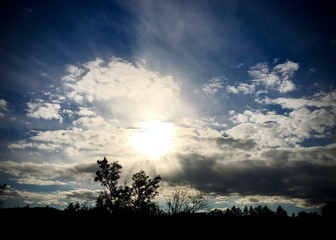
63;200;328;220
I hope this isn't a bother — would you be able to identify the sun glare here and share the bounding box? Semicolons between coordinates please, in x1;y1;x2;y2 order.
130;120;174;159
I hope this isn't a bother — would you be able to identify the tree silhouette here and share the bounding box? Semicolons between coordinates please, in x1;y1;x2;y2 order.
65;202;81;212
132;170;161;214
243;206;249;217
165;184;208;214
94;158;129;213
276;205;288;217
94;157;161;215
0;184;8;209
248;206;257;217
65;201;91;212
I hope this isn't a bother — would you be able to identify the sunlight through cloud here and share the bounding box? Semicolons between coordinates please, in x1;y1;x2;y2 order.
130;121;174;159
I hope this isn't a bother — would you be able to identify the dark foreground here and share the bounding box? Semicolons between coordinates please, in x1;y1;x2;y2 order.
1;207;334;237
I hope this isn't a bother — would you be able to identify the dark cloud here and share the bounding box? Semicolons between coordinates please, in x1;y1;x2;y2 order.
215;138;257;151
62;189;98;201
0;161;97;186
171;147;336;206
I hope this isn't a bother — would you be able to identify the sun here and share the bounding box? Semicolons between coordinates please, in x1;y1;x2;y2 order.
130;120;174;159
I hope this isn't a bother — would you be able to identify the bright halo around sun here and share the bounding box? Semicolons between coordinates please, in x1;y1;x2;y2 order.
130;120;174;159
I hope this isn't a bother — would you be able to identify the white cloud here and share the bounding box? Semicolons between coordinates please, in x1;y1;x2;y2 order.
64;58;181;103
61;64;85;82
26;99;63;123
226;60;299;95
8;125;135;162
227;121;291;148
289;107;335;138
226;83;256;94
8;141;62;152
0;99;10;118
226;106;335;148
57;57;191;123
279;80;295;93
202;77;224;95
73;116;106;129
0;99;9;111
248;90;336;145
273;60;299;77
258;90;336;110
248;60;299;93
77;107;96;117
16;177;68;186
248;62;269;79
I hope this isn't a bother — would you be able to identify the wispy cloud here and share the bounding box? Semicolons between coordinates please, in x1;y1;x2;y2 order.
257;91;336;110
202;78;224;95
0;99;10;118
0;99;10;112
2;188;99;206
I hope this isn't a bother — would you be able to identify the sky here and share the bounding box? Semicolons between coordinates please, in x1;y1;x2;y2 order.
0;0;335;214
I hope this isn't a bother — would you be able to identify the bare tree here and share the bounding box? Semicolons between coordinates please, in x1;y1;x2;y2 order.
165;183;209;215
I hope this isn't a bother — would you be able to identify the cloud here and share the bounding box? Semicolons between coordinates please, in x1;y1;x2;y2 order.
56;57;192;124
171;144;336;206
202;78;224;95
249;60;299;93
63;58;180;103
2;188;99;206
73;116;106;129
4;53;334;210
26;99;63;123
61;64;85;82
0;99;9;112
8;128;106;159
8;141;62;152
231;90;336;147
226;83;256;95
77;107;96;117
16;177;68;186
258;90;336;110
0;161;96;186
226;106;335;147
0;99;10;118
226;60;299;95
234;195;312;208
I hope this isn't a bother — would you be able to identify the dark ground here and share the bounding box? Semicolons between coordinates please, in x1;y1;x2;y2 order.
0;207;334;238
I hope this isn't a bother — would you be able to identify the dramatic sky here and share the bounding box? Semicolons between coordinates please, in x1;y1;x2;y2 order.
1;0;335;213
